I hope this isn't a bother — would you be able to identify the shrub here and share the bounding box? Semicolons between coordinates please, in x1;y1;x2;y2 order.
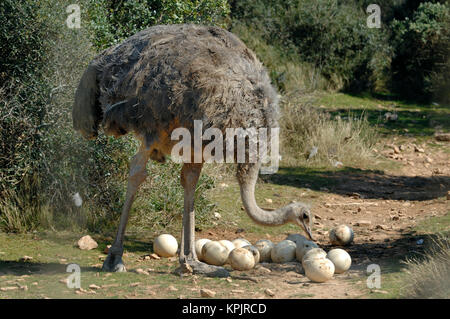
389;2;450;102
87;0;230;50
231;0;389;92
0;0;229;233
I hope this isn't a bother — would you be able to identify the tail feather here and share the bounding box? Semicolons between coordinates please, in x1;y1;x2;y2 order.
72;63;102;139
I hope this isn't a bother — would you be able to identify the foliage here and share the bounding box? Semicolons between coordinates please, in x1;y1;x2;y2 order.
87;0;230;50
231;0;390;92
389;2;450;102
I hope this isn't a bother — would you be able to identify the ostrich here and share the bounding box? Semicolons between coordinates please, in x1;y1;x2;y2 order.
73;24;313;277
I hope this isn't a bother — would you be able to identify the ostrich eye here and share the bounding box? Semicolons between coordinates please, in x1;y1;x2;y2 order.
302;212;309;220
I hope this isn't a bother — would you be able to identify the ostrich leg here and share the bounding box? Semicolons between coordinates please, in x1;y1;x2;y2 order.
178;163;229;277
102;147;150;272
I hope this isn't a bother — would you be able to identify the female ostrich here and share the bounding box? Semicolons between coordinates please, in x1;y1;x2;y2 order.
73;24;313;277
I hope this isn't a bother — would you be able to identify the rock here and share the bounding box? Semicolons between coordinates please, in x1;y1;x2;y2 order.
265;198;273;204
264;288;275;297
169;285;178;291
435;132;450;142
392;145;401;154
355;220;371;227
414;145;425;153
0;286;19;291
213;212;221;219
375;224;388;230
150;253;161;260
89;284;101;290
200;288;216;298
20;256;33;262
135;268;150;275
425;156;433;163
77;235;98;250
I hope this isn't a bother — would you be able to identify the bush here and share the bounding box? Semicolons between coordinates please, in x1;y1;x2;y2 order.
389;2;450;102
231;0;389;92
0;0;229;233
87;0;230;50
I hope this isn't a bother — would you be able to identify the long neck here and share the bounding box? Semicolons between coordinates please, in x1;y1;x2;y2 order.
237;162;291;226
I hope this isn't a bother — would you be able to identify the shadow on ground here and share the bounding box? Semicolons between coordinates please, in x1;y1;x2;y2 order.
262;167;450;201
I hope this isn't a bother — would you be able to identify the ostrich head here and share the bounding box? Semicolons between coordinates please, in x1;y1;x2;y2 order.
285;202;313;240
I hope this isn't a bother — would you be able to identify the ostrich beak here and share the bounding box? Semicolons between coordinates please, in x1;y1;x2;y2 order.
302;220;314;241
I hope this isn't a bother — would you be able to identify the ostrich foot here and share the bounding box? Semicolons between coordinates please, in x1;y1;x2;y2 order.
176;259;229;278
102;252;126;272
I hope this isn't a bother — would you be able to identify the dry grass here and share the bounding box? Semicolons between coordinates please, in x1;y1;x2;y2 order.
280;93;378;168
400;234;450;299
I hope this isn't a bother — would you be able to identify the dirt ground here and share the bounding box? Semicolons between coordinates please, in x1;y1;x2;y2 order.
194;136;449;299
0;135;448;299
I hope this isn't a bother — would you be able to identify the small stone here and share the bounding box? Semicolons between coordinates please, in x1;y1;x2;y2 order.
213;212;221;219
264;288;275;297
20;256;33;262
77;235;98;250
392;145;401;154
135;268;150;276
129;282;140;287
168;285;178;291
314;214;322;220
375;224;387;230
265;198;273;204
226;278;232;283
371;289;389;294
1;286;19;291
355;220;371;227
89;284;101;290
414;146;425;153
150;253;160;260
200;288;216;298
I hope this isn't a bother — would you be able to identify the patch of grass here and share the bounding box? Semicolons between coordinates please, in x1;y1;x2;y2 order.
399;234;450;298
280;93;379;169
316;92;450;136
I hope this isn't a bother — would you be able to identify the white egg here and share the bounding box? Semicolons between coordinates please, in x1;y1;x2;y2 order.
295;240;319;261
271;240;296;263
286;234;308;246
326;248;352;274
154;234;178;257
301;248;327;268
202;241;229;266
228;248;255;271
303;258;335;283
242;245;260;264
232;238;251;249
254;239;274;262
329;225;354;246
195;238;211;261
218;240;235;254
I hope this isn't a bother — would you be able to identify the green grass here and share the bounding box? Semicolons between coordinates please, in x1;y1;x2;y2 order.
316;92;450;137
